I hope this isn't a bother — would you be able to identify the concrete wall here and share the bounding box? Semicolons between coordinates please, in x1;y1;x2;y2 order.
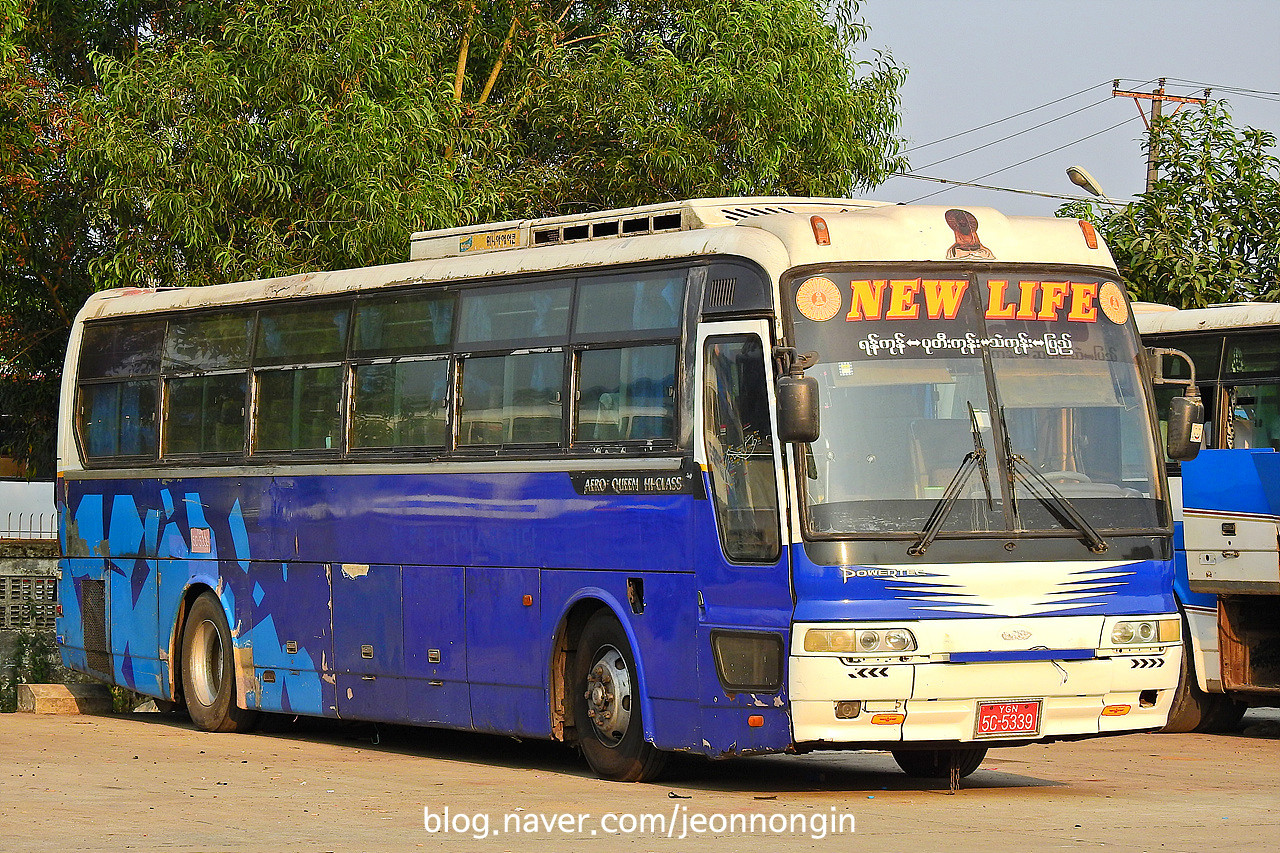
0;539;60;698
1;539;59;634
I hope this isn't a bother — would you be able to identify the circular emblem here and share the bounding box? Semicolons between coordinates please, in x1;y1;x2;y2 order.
796;277;842;322
1099;281;1129;324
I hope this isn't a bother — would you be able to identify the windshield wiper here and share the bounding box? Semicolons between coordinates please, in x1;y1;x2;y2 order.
908;404;993;557
1000;408;1108;554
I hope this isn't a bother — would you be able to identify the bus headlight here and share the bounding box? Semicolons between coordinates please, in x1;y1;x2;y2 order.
805;628;917;654
1110;619;1179;645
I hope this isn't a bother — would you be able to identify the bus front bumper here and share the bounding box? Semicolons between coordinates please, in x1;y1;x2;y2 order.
788;644;1181;746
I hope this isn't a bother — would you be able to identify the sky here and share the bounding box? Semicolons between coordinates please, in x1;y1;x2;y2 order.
856;0;1280;215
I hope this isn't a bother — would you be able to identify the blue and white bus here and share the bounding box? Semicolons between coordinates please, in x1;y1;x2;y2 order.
58;198;1186;782
1138;302;1280;731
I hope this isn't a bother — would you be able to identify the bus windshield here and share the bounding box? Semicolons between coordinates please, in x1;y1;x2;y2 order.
789;268;1164;538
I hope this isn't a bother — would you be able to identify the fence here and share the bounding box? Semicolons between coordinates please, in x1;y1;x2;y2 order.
1;512;57;541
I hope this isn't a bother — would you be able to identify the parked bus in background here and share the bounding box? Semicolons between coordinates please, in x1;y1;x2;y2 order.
1137;302;1280;731
57;198;1194;783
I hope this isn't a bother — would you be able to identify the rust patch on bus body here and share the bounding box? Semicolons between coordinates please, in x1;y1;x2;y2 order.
232;644;261;708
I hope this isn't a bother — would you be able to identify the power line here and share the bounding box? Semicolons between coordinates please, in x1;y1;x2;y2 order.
917;95;1115;170
892;172;1126;205
1161;77;1280;104
904;80;1114;154
908;113;1144;203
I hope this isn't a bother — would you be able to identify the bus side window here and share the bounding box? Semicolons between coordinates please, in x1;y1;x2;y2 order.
703;336;780;563
575;345;676;443
76;320;163;462
1227;384;1280;450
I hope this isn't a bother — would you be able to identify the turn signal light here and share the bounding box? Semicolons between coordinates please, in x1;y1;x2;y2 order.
870;713;905;725
1101;704;1131;717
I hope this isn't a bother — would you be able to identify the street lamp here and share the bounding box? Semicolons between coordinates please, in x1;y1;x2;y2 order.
1066;166;1126;206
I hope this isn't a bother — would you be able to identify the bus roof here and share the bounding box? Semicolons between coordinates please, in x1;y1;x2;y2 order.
1134;302;1280;335
73;197;1116;324
407;196;883;260
410;196;1113;269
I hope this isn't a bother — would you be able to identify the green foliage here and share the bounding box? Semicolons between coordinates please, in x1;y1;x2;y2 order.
0;614;59;713
1;0;905;474
1061;102;1280;308
1;0;101;475
72;0;906;289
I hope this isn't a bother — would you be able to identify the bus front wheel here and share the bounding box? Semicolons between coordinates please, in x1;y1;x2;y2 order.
891;747;987;779
571;611;667;782
181;592;258;733
1163;635;1247;733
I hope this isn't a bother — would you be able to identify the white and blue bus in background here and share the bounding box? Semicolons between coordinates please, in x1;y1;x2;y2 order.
57;198;1193;783
1137;303;1280;731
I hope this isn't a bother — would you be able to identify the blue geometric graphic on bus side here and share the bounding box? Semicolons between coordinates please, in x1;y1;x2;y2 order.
229;500;250;570
247;613;323;715
119;643;135;689
58;469;727;745
72;493;105;556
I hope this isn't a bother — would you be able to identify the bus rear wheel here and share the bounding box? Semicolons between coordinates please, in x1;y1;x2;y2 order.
571;611;667;782
891;747;987;779
181;592;258;733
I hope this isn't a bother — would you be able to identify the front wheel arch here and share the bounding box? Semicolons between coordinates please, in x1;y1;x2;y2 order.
550;593;655;745
568;609;667;782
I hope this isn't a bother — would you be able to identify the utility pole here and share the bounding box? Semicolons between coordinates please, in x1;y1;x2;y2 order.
1112;79;1209;192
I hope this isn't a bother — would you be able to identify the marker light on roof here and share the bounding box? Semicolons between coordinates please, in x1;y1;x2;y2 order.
810;216;831;246
1079;219;1098;249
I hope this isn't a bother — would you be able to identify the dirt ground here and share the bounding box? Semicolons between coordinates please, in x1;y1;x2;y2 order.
1;707;1277;852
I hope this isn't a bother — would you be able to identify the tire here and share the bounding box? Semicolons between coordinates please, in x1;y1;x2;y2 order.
892;747;987;779
1163;638;1209;733
1162;626;1247;734
571;611;667;782
181;592;258;733
1200;694;1248;732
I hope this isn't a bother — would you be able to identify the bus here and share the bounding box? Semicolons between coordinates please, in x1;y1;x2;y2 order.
1137;302;1280;730
57;197;1191;783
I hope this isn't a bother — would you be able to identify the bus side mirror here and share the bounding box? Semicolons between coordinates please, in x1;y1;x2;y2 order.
777;375;820;443
1167;395;1204;461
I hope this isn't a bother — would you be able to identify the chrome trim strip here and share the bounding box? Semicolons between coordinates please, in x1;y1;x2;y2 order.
62;455;687;481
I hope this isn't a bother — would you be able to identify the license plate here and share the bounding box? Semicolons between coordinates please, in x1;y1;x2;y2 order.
975;700;1042;738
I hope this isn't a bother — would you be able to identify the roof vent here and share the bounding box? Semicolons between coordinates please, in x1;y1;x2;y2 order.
706;277;737;308
720;205;795;222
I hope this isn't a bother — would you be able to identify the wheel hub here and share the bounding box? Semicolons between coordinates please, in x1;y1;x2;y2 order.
583;645;632;747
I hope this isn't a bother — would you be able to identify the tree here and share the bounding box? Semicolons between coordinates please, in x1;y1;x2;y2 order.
1060;101;1280;308
71;0;907;289
1;0;105;475
1;0;906;475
